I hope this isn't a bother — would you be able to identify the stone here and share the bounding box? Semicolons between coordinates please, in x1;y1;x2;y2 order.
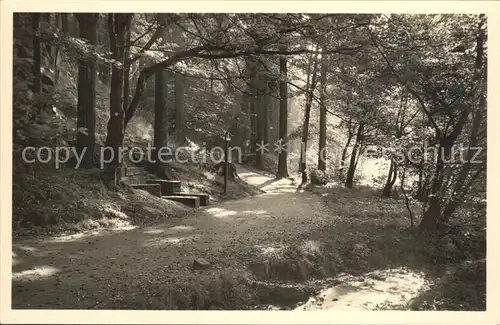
193;258;211;270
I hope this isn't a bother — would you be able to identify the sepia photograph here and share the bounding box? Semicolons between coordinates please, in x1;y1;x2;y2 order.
2;1;493;322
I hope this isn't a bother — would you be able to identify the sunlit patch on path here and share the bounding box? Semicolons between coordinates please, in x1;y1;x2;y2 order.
295;268;431;310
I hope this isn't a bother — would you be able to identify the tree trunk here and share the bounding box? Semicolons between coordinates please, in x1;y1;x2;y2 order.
236;94;250;156
399;168;414;228
31;13;42;93
442;74;486;221
103;13;132;186
101;52;111;84
259;70;271;168
416;160;424;200
318;53;328;171
419;163;445;233
61;13;69;34
75;14;98;168
299;53;319;186
172;23;187;134
41;14;52;59
122;18;132;113
382;158;397;197
251;58;266;170
97;15;111;85
276;46;289;179
345;122;364;188
100;64;111;85
174;73;186;133
255;87;266;170
153;70;168;174
249;59;258;161
354;143;364;172
69;14;79;37
42;13;51;25
418;139;451;233
52;14;64;85
254;58;268;170
338;119;354;181
263;89;270;147
14;14;26;57
421;170;432;202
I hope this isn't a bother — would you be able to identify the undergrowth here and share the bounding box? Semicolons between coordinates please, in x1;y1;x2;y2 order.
12;164;190;238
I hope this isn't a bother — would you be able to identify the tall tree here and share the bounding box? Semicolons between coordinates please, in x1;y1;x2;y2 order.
417;15;486;234
75;13;98;168
172;24;186;134
103;13;133;185
69;14;79;37
299;51;320;186
345;122;364;188
174;73;186;133
381;87;412;197
14;14;27;57
61;13;68;34
338;117;354;181
52;14;63;85
31;13;41;93
153;70;168;175
122;18;132;112
276;45;289;179
41;14;52;58
255;59;271;170
97;15;111;85
317;53;328;171
248;57;259;166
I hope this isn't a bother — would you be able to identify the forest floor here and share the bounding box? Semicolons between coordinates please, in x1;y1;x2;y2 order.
11;165;483;310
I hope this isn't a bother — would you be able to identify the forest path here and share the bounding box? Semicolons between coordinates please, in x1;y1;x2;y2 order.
12;165;332;309
12;165;429;310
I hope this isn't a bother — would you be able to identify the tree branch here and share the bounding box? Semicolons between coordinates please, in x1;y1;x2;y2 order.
129;18;157;46
129;23;165;63
366;25;442;139
194;45;362;59
124;45;208;127
124;43;359;128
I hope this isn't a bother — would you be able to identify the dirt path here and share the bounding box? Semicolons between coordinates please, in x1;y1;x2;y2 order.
12;165;431;309
12;165;333;308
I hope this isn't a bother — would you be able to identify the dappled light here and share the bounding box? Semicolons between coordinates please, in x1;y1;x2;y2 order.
295;268;430;310
238;172;257;178
15;245;39;253
143;225;196;235
205;207;238;219
242;209;267;215
13;265;61;281
143;228;165;235
38;225;138;244
255;244;287;258
297;240;323;256
141;235;200;248
12;253;21;267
